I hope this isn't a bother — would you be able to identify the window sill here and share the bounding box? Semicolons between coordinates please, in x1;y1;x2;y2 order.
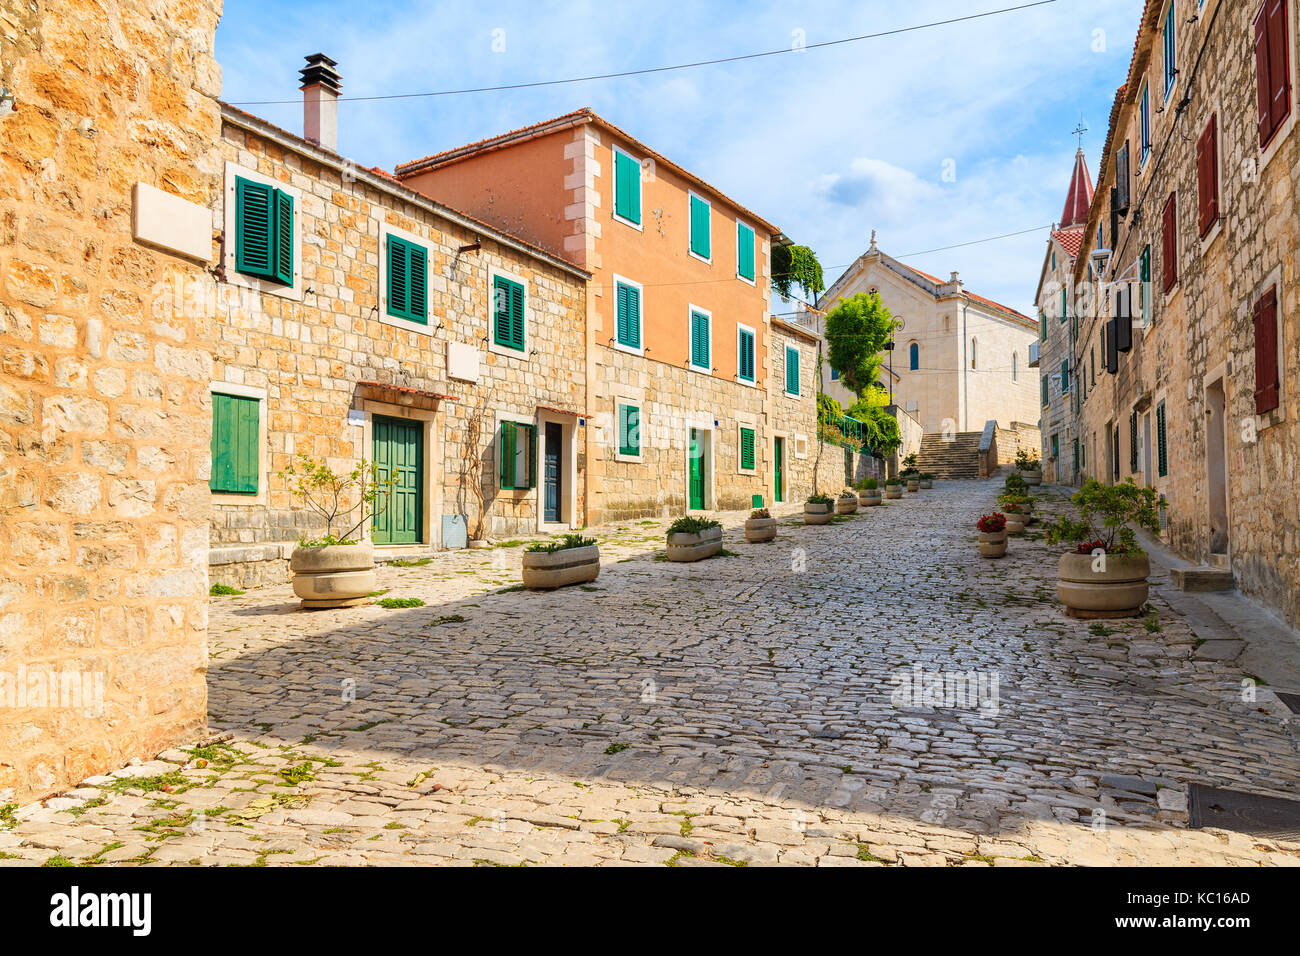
737;273;756;286
379;312;434;336
1260;109;1296;176
488;340;529;361
736;376;756;388
614;451;642;464
612;212;643;232
688;249;712;266
688;363;713;376
612;340;644;358
1199;219;1222;256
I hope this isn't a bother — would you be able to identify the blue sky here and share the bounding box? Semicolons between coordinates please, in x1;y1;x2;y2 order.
215;0;1144;316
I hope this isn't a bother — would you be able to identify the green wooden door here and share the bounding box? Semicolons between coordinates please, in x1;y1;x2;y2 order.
773;436;785;503
688;428;705;510
372;415;423;545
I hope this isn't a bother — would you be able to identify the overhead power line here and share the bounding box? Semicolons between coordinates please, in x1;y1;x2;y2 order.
230;1;1059;105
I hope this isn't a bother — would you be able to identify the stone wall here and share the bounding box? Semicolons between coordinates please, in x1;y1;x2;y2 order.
996;422;1043;465
209;110;588;585
0;0;223;801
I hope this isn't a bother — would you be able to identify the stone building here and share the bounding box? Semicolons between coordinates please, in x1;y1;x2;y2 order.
394;110;810;521
208;64;591;587
0;0;222;801
1072;0;1300;627
811;238;1041;442
1032;147;1095;485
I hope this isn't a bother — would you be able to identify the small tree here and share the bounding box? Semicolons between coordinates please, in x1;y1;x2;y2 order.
1043;479;1160;554
824;292;898;397
280;455;397;547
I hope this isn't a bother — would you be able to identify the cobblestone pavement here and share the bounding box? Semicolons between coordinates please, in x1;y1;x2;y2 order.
6;480;1300;866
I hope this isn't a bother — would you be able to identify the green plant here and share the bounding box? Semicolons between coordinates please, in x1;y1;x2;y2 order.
525;534;596;553
770;244;825;300
750;508;771;519
1015;449;1041;470
375;596;425;609
280;454;398;547
824;292;899;398
1042;479;1160;555
666;516;721;537
806;493;834;506
839;487;858;499
884;476;901;486
997;492;1033;508
859;478;879;491
977;513;1007;533
209;583;244;596
1003;472;1028;494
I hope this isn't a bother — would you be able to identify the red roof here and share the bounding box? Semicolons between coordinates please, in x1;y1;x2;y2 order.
1059;148;1094;228
1051;227;1085;259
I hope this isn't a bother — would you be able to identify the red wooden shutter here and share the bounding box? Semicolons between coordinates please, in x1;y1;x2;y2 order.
1162;192;1178;292
1268;0;1292;131
1253;285;1281;414
1197;114;1219;236
1256;3;1275;145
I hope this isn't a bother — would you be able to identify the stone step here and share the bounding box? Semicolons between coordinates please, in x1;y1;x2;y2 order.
1170;567;1234;592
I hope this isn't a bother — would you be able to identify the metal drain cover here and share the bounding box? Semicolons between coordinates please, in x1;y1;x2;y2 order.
1188;784;1300;840
1275;691;1300;715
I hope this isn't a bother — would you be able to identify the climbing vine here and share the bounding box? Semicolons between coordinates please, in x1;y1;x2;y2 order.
771;244;825;301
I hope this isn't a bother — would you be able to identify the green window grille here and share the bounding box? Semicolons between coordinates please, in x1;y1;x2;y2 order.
739;427;756;471
689;194;711;259
614;149;641;225
386;235;428;324
493;275;526;351
615;281;641;349
737;327;755;382
210;393;259;494
737;221;755;280
499;420;537;489
235;176;293;286
618;404;640;457
785;346;800;395
690;310;711;370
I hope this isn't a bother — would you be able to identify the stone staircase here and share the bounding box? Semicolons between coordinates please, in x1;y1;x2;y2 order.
913;431;984;479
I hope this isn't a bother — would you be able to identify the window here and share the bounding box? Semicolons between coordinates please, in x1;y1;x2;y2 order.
1253;284;1282;414
492;274;526;352
1041;374;1050;407
210;393;259;494
1040;312;1047;341
234;176;293;286
613;147;642;226
1060;287;1068;323
1060;359;1071;392
909;342;919;370
618;403;641;457
970;338;977;370
1012;352;1018;381
830;366;839;381
1197;114;1220;237
785;346;800;396
1161;192;1179;292
1155;400;1168;477
1051;434;1059;460
736;221;756;282
689;308;711;371
737;325;755;383
385;235;428;324
689;193;711;261
500;420;536;489
1140;83;1152;166
1130;411;1140;473
1139;245;1152;324
1255;0;1292;148
615;278;642;350
1164;2;1178;98
739;426;756;472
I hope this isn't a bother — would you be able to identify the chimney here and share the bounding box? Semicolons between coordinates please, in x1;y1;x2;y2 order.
299;53;341;151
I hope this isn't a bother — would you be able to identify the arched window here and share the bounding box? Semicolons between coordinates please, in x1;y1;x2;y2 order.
909;342;919;370
970;338;977;369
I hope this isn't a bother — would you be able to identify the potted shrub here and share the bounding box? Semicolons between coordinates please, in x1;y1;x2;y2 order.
919;472;934;489
884;477;903;500
1015;449;1043;486
997;491;1035;515
836;488;859;514
858;478;882;507
1002;502;1027;533
521;534;600;589
804;493;834;525
977;512;1008;558
745;507;778;543
1043;479;1161;618
1003;472;1028;495
666;515;723;561
281;455;396;609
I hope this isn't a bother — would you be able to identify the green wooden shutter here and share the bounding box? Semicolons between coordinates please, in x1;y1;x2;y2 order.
786;346;799;394
273;189;294;286
737;222;755;280
1156;402;1168;477
738;328;755;381
522;424;537;488
616;282;640;348
388;237;408;318
1040;312;1047;341
690;311;710;368
210;393;259;494
740;427;755;470
614;150;641;224
1041;375;1049;406
235;177;274;279
500;420;516;488
618;404;639;456
689;195;711;259
494;276;526;351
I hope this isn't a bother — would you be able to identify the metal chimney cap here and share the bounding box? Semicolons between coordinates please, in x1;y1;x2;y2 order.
299;53;342;94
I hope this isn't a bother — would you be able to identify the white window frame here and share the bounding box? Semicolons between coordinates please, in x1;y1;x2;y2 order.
222;160;304;302
688;303;713;375
610;144;644;232
736;322;757;386
488;265;531;360
687;190;712;265
735;218;756;285
736;422;758;476
784;344;802;398
1161;0;1178;103
614;400;643;463
208;381;268;506
379;220;433;335
611;273;645;357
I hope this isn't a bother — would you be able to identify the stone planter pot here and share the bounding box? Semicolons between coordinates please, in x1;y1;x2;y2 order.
666;526;723;561
467;539;490;549
1020;469;1043;486
804;503;833;525
836;497;858;514
290;542;376;609
978;531;1008;559
919;479;933;489
884;484;903;499
906;479;920;493
1057;551;1150;618
521;544;600;589
744;517;778;542
1003;513;1027;533
859;492;882;507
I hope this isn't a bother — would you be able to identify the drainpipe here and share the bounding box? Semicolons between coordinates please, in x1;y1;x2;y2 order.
961;301;969;432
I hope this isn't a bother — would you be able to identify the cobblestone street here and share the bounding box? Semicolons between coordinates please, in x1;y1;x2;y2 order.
5;480;1300;867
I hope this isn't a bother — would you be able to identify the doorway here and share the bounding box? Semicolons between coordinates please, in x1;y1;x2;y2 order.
688;427;707;511
372;414;423;545
773;436;785;503
543;421;563;524
1206;378;1229;556
1142;413;1153;486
